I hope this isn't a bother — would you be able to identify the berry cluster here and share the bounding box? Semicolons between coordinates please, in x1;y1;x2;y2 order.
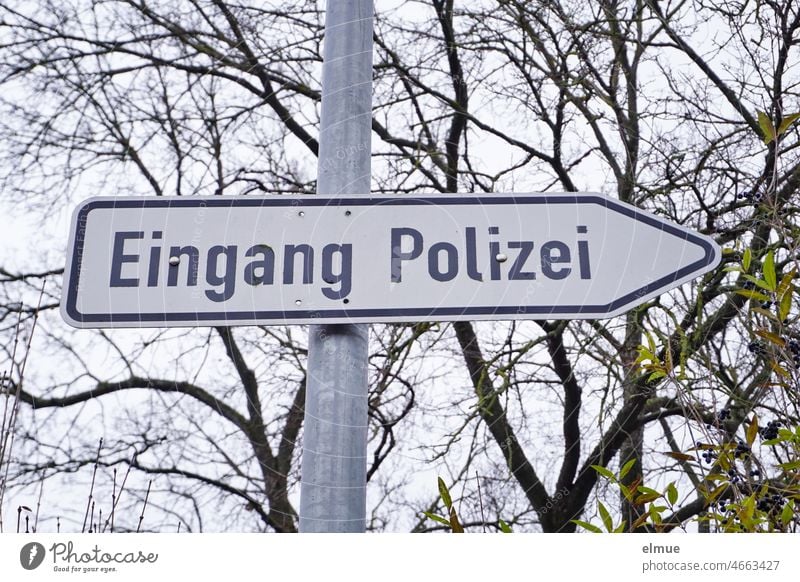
707;500;730;514
728;468;742;484
713;502;742;529
737;189;765;203
701;449;717;464
758;419;782;441
748;340;768;357
696;440;717;464
734;440;751;459
717;408;731;422
756;493;785;515
787;339;800;366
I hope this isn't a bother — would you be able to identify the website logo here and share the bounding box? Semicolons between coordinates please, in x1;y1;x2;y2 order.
20;542;46;570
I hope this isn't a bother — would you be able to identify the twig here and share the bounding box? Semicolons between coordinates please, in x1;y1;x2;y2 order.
34;478;44;533
110;469;117;533
103;453;136;533
82;438;103;533
136;480;152;533
0;284;46;533
476;472;486;533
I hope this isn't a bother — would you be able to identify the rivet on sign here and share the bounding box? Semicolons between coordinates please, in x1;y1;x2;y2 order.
345;210;352;216
298;211;305;217
495;253;508;263
169;256;180;266
295;299;302;306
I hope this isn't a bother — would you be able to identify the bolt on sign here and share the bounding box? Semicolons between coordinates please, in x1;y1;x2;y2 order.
61;193;721;328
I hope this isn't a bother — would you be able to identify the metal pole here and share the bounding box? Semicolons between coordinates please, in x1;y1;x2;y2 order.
299;0;372;533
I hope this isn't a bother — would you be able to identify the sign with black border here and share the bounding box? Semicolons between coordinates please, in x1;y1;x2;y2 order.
61;194;721;328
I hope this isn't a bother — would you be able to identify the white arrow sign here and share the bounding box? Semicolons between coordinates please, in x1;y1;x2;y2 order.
61;193;721;328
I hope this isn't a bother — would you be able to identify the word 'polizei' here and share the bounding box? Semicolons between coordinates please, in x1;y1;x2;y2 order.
390;226;590;283
108;225;593;301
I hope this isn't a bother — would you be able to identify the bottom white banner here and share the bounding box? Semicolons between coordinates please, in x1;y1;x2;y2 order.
0;533;796;581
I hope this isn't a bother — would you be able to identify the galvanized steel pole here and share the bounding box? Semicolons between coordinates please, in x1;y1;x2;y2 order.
299;0;372;532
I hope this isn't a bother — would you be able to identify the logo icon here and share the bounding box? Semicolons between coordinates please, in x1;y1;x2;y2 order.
20;542;46;570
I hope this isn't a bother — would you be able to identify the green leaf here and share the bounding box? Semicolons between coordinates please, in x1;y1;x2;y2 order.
751;306;779;321
777;268;796;297
707;483;729;502
571;520;603;533
422;511;451;527
612;521;627;533
704;473;727;482
649;504;663;525
619;458;637;480
770;361;791;379
758;110;777;144
780;290;792;322
743;248;752;271
741;495;755;521
763;250;777;291
778;460;800;470
637;486;661;496
735;289;771;302
437;477;452;510
746;415;758;446
621;477;642;502
498;519;512;533
635;346;657;365
631;513;650;531
449;506;464;533
591;465;618;483
635;492;662;505
755;329;785;347
742;274;773;292
664;451;695;462
778;112;800;136
781;500;794;526
645;330;657;355
598;502;613;532
666;482;678;505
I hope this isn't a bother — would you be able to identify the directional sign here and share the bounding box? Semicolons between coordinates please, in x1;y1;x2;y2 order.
61;194;721;328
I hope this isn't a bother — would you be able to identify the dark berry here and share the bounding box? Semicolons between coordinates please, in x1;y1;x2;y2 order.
748;340;767;356
759;420;781;441
734;440;750;459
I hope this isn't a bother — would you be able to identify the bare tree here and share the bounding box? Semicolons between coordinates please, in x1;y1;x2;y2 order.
2;0;800;533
